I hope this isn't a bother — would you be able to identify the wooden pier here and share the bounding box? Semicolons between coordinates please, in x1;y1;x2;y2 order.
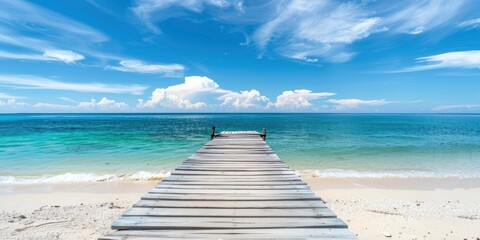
100;130;356;239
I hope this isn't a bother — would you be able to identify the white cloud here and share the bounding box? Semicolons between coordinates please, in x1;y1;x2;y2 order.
43;50;85;63
254;0;383;62
272;89;335;110
382;0;467;35
0;98;28;107
402;50;480;72
432;104;480;112
0;97;128;112
327;99;389;110
458;18;480;30
0;93;23;99
219;90;270;109
59;97;78;103
138;76;227;109
0;75;147;95
0;1;107;59
77;97;129;110
32;102;71;109
133;0;243;34
108;60;184;76
0;49;85;63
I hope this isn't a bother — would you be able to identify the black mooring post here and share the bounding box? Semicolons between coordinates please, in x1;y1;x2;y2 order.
211;126;216;140
261;128;267;141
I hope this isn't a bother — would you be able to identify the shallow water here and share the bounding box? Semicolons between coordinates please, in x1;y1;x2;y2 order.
1;113;480;183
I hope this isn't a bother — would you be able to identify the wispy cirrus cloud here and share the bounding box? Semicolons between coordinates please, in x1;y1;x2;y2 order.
0;0;108;64
0;50;85;64
327;99;389;110
400;50;480;72
131;0;475;63
380;0;468;35
458;18;480;30
254;0;383;63
0;75;147;95
108;60;185;76
133;0;244;34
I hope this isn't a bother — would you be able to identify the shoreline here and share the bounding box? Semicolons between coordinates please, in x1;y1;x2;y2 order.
1;177;479;239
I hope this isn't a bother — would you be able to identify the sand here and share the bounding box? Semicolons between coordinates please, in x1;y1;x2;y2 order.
1;178;479;240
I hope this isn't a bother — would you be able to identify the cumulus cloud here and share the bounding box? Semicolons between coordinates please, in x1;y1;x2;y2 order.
327;98;389;110
77;97;129;109
0;75;147;95
272;89;335;110
108;60;184;76
0;98;28;107
402;50;480;72
432;104;480;112
219;89;270;109
138;76;228;109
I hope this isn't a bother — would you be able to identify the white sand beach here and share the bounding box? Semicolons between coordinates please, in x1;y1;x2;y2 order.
1;178;479;240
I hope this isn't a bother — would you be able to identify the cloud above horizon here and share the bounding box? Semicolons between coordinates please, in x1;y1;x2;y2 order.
0;97;129;112
138;76;338;111
432;104;480;112
0;75;147;95
327;98;389;110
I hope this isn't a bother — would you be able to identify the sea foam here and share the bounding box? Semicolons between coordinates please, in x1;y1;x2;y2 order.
296;169;480;179
0;171;171;185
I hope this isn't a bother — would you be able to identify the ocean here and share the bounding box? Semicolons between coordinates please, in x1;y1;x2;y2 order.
1;113;480;184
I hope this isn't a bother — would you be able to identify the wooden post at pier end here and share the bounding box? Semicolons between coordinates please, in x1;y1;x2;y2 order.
261;128;267;141
210;126;216;140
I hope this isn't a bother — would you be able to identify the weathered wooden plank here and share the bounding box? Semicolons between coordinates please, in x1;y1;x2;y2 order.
155;184;309;190
134;200;326;209
176;166;291;171
112;217;344;230
158;180;306;185
141;194;321;201
165;172;300;181
148;188;315;195
100;228;356;240
122;207;336;218
163;177;302;182
178;163;288;167
171;170;297;176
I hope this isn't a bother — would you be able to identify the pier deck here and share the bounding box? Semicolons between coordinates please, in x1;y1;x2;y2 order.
100;131;356;239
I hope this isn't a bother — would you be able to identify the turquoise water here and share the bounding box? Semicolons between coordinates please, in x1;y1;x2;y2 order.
1;113;480;183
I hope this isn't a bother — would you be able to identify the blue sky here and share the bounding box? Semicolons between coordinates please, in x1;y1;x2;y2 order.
1;0;480;113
